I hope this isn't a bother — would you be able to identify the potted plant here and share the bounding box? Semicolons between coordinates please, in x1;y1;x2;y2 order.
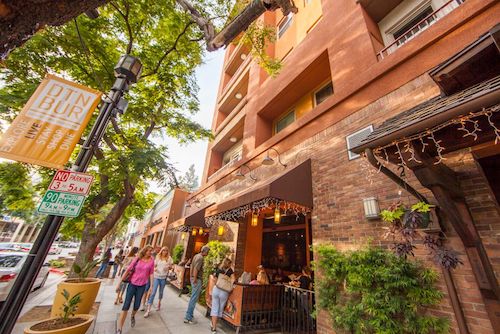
25;290;95;334
50;257;101;317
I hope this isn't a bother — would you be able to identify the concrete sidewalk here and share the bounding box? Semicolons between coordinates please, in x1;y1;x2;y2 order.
91;278;229;334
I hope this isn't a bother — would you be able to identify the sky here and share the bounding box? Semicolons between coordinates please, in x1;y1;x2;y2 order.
150;49;225;193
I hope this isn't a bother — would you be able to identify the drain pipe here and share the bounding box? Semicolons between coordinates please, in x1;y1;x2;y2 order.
364;148;470;334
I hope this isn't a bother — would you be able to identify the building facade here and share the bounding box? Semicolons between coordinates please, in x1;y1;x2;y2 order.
178;1;499;333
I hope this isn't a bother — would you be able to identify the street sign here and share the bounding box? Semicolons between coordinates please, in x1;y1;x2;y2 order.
0;74;101;169
48;170;94;195
37;191;86;217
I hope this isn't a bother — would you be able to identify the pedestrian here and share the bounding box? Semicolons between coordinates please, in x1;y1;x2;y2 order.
114;247;139;305
210;258;234;333
95;247;112;278
116;245;154;334
112;249;125;279
144;247;173;317
256;264;270;285
184;245;210;324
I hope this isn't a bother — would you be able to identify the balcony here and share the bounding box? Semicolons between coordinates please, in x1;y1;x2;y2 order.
377;0;465;60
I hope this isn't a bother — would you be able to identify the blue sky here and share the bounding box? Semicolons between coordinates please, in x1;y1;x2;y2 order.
151;50;225;192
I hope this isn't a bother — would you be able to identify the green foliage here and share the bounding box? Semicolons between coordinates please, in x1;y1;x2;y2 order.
72;256;100;282
411;201;432;213
380;205;405;224
314;245;449;334
60;290;82;323
199;240;230;306
178;164;199;192
172;244;185;264
0;162;37;222
49;260;66;268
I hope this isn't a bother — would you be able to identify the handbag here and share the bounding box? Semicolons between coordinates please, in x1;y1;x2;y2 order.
122;258;138;283
216;269;233;293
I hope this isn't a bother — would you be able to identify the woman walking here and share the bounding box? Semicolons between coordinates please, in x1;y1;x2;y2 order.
112;249;125;279
115;247;139;304
144;247;173;317
95;248;112;278
116;245;154;334
210;258;234;334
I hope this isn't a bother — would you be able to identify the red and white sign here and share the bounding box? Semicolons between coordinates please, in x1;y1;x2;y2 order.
48;170;94;195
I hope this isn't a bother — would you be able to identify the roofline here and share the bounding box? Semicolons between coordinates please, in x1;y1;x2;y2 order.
352;88;500;153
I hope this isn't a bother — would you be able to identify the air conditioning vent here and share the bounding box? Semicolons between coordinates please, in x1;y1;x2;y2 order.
346;125;373;160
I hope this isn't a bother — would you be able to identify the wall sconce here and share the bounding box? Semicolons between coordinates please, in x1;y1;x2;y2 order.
251;213;258;227
363;197;380;219
199;228;204;235
181;232;186;240
191;229;197;236
235;164;256;181
217;226;224;236
193;198;201;207
235;92;243;99
274;207;281;224
262;148;287;168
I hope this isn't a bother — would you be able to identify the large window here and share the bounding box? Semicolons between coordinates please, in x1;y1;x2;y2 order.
278;13;293;39
275;109;296;133
314;82;333;106
393;6;434;45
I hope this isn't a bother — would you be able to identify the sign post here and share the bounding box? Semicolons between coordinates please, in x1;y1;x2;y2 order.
0;55;143;334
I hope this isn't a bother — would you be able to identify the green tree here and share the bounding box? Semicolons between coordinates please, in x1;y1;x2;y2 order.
178;164;199;192
0;162;37;222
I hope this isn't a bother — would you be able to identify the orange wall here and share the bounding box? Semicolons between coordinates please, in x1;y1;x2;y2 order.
243;215;263;275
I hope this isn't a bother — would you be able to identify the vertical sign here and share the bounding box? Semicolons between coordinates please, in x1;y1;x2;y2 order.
0;74;102;169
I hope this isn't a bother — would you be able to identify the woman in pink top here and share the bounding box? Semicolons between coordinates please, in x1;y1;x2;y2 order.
116;245;154;334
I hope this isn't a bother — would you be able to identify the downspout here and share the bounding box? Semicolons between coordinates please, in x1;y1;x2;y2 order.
364;148;470;334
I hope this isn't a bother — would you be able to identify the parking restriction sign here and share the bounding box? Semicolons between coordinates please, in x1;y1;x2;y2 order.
48;170;93;195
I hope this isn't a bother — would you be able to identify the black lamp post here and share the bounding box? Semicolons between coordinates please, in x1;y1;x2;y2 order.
0;55;142;334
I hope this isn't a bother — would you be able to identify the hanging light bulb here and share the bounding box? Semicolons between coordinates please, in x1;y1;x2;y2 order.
274;207;281;224
181;232;186;240
191;229;197;236
199;228;204;235
251;213;258;227
217;226;224;236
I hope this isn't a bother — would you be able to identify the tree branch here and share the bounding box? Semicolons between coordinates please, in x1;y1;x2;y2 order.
110;1;134;54
143;120;156;140
103;134;118;151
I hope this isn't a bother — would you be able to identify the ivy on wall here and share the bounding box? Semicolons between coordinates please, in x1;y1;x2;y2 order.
314;245;449;334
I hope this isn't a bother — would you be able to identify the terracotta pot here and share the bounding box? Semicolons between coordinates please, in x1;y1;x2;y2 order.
50;279;101;317
24;314;94;334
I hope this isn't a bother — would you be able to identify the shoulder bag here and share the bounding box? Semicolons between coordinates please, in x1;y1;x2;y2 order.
216;269;233;293
122;258;139;283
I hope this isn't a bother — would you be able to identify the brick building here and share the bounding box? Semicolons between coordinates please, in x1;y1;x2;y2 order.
172;1;500;333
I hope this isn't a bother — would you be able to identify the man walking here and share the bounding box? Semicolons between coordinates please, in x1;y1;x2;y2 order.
184;245;210;324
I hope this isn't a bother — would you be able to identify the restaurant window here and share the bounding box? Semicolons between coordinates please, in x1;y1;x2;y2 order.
275;109;296;134
314;81;333;106
278;13;293;39
393;6;434;46
262;229;307;272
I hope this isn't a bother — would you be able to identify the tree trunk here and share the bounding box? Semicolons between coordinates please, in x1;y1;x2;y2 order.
0;0;109;59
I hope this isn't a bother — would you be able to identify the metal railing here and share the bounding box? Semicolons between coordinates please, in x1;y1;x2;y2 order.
281;286;316;334
377;0;465;60
239;284;284;333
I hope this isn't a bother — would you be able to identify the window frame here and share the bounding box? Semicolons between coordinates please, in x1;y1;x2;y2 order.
313;81;334;107
277;13;294;39
274;109;296;134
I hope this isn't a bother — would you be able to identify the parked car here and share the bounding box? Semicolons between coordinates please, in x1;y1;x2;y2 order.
48;244;62;255
0;242;32;252
0;252;50;302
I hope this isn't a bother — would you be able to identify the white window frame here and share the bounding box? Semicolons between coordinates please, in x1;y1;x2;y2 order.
275;109;296;134
313;81;334;107
277;13;294;39
346;125;374;160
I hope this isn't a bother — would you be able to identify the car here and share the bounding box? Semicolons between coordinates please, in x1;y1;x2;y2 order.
48;244;62;255
0;242;32;252
0;252;50;303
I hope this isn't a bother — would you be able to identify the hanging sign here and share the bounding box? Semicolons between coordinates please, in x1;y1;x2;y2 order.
0;74;101;169
38;191;86;217
48;170;94;195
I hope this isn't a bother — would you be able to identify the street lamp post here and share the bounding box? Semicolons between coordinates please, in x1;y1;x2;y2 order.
0;55;142;334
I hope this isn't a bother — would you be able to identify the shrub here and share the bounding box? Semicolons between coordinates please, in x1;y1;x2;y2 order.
172;244;184;265
200;240;230;306
49;259;65;268
314;245;449;334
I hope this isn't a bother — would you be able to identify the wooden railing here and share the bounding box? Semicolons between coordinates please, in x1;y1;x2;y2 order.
377;0;465;60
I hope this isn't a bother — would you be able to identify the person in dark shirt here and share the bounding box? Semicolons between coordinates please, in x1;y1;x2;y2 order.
298;266;312;290
272;268;289;284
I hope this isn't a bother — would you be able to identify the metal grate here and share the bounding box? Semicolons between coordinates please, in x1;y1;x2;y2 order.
281;286;316;334
346;125;373;160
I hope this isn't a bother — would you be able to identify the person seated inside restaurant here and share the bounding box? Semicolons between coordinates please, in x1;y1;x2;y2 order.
252;264;269;285
271;267;290;284
298;266;312;290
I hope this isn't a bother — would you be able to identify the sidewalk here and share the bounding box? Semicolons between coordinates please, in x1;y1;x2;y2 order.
91;278;230;334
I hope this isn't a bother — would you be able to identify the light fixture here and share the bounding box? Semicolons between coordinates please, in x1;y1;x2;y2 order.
274;207;281;224
229;136;238;143
199;228;204;235
363;197;380;219
181;232;186;240
251;213;258;227
185;202;191;209
235;164;256;181
192;229;197;236
240;53;247;60
235;93;243;99
217;226;224;236
262;148;287;168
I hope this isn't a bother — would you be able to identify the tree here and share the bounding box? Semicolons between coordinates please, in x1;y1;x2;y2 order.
0;0;298;61
178;164;199;192
0;162;37;222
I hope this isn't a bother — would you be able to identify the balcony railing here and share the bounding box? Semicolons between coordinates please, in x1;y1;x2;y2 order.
207;154;242;181
377;0;465;60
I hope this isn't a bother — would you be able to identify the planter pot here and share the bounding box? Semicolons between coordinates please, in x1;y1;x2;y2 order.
25;314;94;334
50;279;101;317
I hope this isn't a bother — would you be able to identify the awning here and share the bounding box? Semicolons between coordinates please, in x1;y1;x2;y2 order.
205;159;313;218
169;203;214;230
